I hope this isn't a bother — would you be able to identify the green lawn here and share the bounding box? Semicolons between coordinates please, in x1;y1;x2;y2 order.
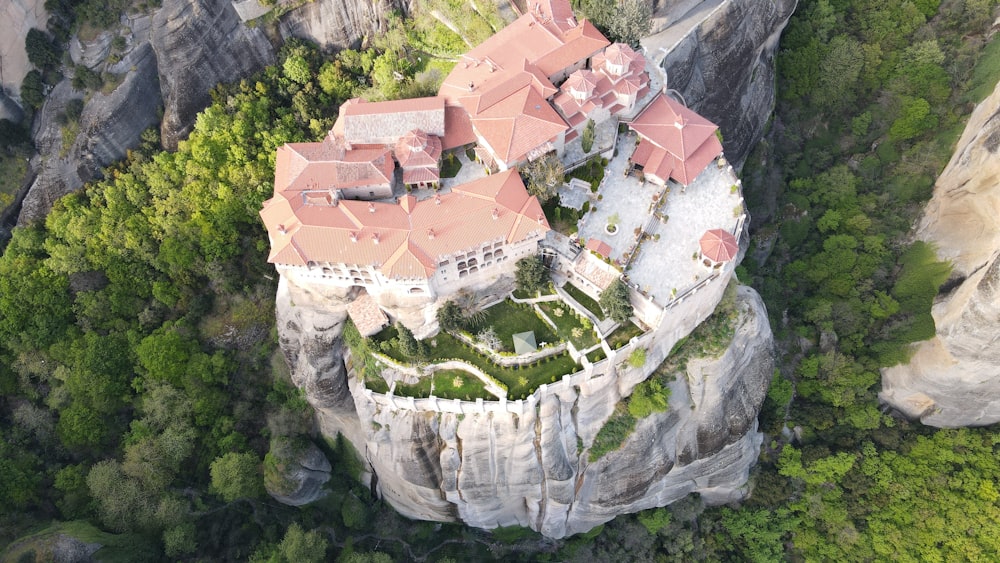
563;283;604;319
394;368;495;401
374;329;579;399
586;347;607;363
512;282;556;300
474;300;557;350
965;34;1000;104
606;321;644;350
537;301;599;350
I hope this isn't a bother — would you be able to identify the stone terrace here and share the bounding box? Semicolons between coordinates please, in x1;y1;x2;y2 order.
625;161;742;305
573;130;742;308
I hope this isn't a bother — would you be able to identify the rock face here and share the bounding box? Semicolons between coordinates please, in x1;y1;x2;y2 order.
15;0;405;223
643;0;797;167
279;274;773;537
18;43;162;223
265;440;334;506
151;0;276;149
881;80;1000;427
278;0;411;51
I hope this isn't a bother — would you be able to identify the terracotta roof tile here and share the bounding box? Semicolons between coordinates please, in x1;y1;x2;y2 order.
260;169;549;280
442;105;477;150
346;292;389;337
586;238;613;258
629;93;722;185
395;129;442;169
275;140;395;194
700;229;738;263
467;85;568;165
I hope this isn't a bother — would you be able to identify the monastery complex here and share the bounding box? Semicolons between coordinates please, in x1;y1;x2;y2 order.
260;0;743;338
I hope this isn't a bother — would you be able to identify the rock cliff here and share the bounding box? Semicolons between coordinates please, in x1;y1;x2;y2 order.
15;0;405;224
18;43;162;223
151;0;276;149
880;80;1000;427
277;273;773;538
278;0;411;52
643;0;797;167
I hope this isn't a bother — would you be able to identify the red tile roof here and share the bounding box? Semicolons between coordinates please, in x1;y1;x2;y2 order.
463;83;568;165
395;129;442;169
586;238;613;258
274;140;394;194
442;104;477;149
437;0;608;166
700;229;738;263
346;291;389;337
628;93;723;186
260;169;550;280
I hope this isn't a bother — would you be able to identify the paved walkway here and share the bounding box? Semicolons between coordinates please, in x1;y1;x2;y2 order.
641;0;729;63
576;132;662;263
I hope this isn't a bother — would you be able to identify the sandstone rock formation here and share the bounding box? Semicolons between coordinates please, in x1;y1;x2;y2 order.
265;439;333;506
644;0;796;167
18;43;162;223
278;0;411;52
14;0;412;224
151;0;276;149
277;272;773;537
880;80;1000;427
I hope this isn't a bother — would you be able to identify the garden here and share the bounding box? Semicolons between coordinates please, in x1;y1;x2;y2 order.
392;368;496;401
563;282;604;319
537;301;599;350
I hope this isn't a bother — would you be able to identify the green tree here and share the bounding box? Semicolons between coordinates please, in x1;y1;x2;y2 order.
86;460;155;532
521;152;564;202
579;0;652;46
276;523;328;563
210;451;264;502
25;28;61;70
515;255;548;295
282;54;312;85
581;119;596;153
599;279;633;323
436;300;464;332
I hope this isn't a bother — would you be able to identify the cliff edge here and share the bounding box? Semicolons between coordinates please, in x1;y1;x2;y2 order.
881;79;1000;427
277;276;773;538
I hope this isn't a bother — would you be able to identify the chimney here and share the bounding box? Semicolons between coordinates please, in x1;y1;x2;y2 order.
427;228;435;240
468;81;475;92
537;213;545;225
435;194;442;205
369;202;376;213
277;224;287;234
349;232;358;243
372;233;380;245
492;208;500;220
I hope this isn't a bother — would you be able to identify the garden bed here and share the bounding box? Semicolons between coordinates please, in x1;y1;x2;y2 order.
393;368;495;401
472;299;557;349
372;329;579;399
606;321;644;350
563;283;604;320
